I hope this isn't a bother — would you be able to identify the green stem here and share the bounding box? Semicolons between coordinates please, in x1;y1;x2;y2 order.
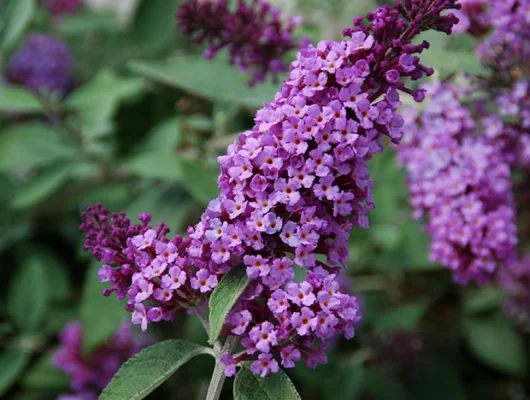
194;307;239;400
205;356;227;400
205;336;239;400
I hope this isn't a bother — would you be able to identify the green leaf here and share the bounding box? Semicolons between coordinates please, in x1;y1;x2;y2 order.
0;0;34;51
0;86;44;113
446;34;480;52
80;262;127;354
125;152;183;181
64;70;145;138
22;352;69;390
131;0;181;51
177;157;219;206
39;248;72;303
464;287;503;315
0;123;76;172
421;49;485;79
11;166;71;210
0;348;30;396
209;264;249;343
234;363;301;400
100;340;212;400
7;256;50;331
90;0;179;69
56;10;119;36
0;223;29;254
137;116;182;154
129;56;280;109
465;316;527;377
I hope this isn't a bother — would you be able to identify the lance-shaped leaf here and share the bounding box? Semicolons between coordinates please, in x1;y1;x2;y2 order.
209;264;249;343
7;256;50;332
0;348;30;396
99;340;213;400
234;363;301;400
129;57;279;109
465;316;527;377
0;0;34;51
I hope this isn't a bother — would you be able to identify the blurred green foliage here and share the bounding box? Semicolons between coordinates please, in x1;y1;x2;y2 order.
0;0;529;399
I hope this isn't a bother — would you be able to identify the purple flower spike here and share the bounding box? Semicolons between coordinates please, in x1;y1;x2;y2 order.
82;0;460;376
398;82;519;285
53;322;148;398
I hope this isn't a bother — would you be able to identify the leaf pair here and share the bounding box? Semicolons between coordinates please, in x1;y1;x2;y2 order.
100;265;300;399
100;340;300;400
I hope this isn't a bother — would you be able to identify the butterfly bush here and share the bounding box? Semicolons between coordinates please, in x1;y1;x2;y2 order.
53;322;148;399
4;33;73;96
398;82;519;285
177;0;303;86
81;0;460;376
399;0;530;286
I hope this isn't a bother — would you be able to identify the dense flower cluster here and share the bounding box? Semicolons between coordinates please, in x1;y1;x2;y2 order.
82;0;460;376
43;0;84;16
399;82;518;284
54;322;147;399
477;0;530;84
176;0;302;86
79;206;196;330
4;33;73;96
498;255;530;327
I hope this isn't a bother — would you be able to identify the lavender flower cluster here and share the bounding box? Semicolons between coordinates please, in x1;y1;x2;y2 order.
498;255;530;327
79;207;192;330
4;33;73;96
177;0;302;86
54;322;147;399
398;82;519;285
81;0;460;376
